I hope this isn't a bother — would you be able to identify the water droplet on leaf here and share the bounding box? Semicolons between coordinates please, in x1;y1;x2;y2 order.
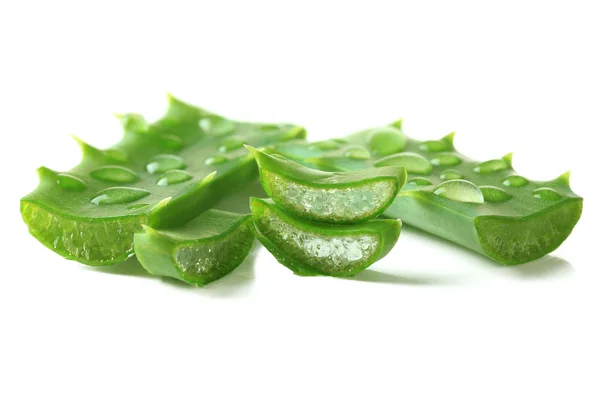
199;117;236;136
146;155;186;174
344;147;370;160
56;174;86;191
368;127;407;155
419;140;451;153
431;153;462;167
91;187;151;205
310;140;340;151
480;186;512;202
434;179;484;203
375;152;433;174
408;177;433;186
205;155;228;165
219;137;245;153
440;170;463;180
159;134;184;150
156;170;193;186
533;187;563;201
503;175;529;187
474;159;510;174
90;166;139;183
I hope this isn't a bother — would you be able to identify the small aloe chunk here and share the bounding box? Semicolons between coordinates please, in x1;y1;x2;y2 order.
274;121;583;265
134;210;254;286
20;95;305;266
250;198;401;277
246;146;406;224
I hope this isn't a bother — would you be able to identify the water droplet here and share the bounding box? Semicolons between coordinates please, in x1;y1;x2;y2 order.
127;203;150;210
419;140;451;153
310;140;340;151
533;187;563;201
146;155;186;174
480;186;512;202
199;117;236;136
375;152;433;174
104;149;129;163
260;124;280;132
434;179;484;203
56;174;86;191
474;159;510;174
90;166;139;183
205;155;228;165
218;137;245;153
157;170;193;186
440;169;463;180
503;175;529;187
91;187;151;205
344;147;370;160
431;153;462;167
408;177;433;186
368;127;407;155
159;134;184;150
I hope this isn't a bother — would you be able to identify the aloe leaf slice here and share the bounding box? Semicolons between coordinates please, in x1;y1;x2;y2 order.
20;95;305;266
274;122;582;265
245;145;406;224
250;198;401;277
133;210;254;286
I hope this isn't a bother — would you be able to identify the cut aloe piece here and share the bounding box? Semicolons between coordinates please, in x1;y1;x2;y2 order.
245;145;406;224
250;198;401;277
133;210;254;286
20;95;305;266
274;121;583;265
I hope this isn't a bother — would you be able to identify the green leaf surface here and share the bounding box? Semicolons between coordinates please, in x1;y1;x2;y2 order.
133;210;254;286
246;145;406;224
20;95;305;266
274;122;582;265
250;198;401;277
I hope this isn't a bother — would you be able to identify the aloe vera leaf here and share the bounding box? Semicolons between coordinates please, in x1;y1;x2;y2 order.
133;210;254;286
245;145;407;224
274;121;583;265
250;198;401;277
20;95;305;266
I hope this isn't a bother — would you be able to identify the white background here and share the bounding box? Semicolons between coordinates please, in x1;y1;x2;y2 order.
1;1;598;399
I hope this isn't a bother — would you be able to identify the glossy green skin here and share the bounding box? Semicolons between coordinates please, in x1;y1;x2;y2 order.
20;95;305;266
274;121;583;265
134;210;254;287
246;145;407;224
250;198;401;277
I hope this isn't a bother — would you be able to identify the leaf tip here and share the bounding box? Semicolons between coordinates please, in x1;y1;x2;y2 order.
502;152;513;167
555;171;571;187
202;171;218;184
37;166;57;181
390;118;403;130
443;131;456;145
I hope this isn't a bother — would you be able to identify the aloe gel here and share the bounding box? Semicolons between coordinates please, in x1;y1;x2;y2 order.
246;145;406;224
274;121;583;265
250;198;401;277
134;210;254;286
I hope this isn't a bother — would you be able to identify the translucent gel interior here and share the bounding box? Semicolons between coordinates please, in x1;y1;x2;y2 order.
257;206;379;274
21;202;143;265
174;224;253;277
264;170;395;222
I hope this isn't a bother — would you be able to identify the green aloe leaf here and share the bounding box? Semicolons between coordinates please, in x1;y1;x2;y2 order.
274;122;583;265
245;145;406;224
20;95;305;266
133;210;254;286
250;198;401;277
